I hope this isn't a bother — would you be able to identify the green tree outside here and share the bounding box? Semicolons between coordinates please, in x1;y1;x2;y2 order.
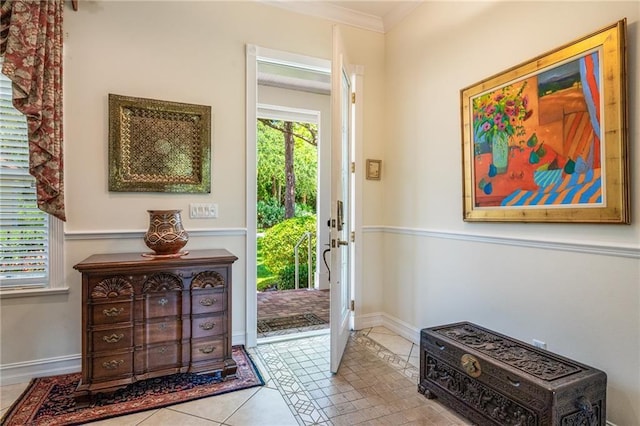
256;119;318;291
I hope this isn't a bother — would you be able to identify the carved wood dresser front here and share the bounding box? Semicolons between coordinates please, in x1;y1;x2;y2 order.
73;249;238;398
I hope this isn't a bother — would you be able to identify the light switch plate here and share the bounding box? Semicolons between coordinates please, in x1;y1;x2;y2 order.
189;203;218;218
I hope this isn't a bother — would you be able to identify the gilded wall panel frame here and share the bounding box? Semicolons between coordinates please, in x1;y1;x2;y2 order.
109;94;211;193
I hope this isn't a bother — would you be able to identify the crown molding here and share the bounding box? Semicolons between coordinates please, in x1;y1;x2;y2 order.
260;0;385;33
382;2;422;32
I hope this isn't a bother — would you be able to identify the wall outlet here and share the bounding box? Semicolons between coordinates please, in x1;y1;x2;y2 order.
532;339;547;350
189;203;218;219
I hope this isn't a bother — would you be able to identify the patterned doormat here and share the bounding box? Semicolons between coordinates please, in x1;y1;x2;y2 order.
1;346;263;426
257;313;328;336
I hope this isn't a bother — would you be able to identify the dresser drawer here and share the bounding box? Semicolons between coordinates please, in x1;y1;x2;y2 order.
144;292;181;318
191;290;225;315
91;302;133;325
92;351;134;380
144;343;181;370
192;314;226;339
144;318;181;344
191;338;224;362
91;326;133;353
190;269;228;290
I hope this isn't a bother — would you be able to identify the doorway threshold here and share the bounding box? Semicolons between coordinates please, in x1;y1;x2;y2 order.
257;328;329;345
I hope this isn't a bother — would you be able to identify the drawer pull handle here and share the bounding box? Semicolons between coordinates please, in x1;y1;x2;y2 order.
102;333;124;343
507;376;520;387
158;298;168;306
158;346;167;354
102;359;124;370
199;321;215;330
199;346;216;354
200;297;216;306
435;341;445;351
159;322;167;330
103;307;124;317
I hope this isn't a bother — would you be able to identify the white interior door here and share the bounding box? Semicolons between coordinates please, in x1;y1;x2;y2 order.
330;25;353;373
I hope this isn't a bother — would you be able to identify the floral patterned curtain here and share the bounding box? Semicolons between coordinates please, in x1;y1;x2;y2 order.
1;0;66;221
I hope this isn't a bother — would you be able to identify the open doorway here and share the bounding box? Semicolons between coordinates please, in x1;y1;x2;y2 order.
253;50;332;342
246;43;362;357
255;110;329;340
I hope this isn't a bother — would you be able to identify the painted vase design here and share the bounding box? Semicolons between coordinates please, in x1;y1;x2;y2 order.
143;210;189;255
491;132;509;174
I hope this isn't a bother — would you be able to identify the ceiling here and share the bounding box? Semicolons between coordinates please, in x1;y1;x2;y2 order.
261;1;424;33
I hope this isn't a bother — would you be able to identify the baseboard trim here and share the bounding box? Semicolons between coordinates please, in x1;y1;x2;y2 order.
0;354;81;386
379;313;421;344
354;312;421;345
353;312;383;330
232;331;247;347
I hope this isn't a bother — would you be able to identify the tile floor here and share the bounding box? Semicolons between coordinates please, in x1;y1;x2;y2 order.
0;327;471;425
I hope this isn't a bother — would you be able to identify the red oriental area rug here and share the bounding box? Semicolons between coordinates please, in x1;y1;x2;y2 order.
1;346;263;426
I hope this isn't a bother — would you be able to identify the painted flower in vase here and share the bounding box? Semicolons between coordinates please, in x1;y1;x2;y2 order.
473;81;532;174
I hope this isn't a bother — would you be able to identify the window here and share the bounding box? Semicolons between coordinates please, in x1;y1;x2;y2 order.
0;67;65;296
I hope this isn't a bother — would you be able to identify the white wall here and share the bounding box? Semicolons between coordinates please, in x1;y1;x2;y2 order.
0;0;386;382
383;2;639;424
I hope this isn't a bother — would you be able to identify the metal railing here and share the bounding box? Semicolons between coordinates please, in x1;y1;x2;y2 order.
294;232;313;290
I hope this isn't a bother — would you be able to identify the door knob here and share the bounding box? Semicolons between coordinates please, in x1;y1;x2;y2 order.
337;239;349;246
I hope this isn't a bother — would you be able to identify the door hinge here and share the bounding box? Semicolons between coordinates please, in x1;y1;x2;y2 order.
350;231;355;243
350;300;355;311
351;162;355;173
351;92;356;104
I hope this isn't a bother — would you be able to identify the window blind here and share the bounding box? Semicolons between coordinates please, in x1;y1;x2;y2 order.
0;73;49;288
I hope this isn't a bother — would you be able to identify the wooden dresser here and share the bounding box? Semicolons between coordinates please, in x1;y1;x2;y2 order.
419;322;607;425
73;249;238;397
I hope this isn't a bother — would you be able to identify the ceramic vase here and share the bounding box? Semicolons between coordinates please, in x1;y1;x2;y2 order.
143;209;189;255
491;132;509;174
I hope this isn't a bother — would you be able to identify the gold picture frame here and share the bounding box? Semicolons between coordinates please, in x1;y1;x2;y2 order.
366;159;382;180
461;19;629;223
109;94;211;193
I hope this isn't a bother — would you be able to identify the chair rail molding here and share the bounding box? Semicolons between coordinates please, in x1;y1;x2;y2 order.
362;226;639;259
65;228;247;240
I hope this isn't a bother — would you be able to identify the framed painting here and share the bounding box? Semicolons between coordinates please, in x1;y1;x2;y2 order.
109;94;211;193
461;19;629;223
366;159;382;180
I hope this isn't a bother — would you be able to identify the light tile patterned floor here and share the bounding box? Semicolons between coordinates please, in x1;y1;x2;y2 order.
0;327;471;425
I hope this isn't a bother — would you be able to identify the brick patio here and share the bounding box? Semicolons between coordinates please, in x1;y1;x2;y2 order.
257;289;329;337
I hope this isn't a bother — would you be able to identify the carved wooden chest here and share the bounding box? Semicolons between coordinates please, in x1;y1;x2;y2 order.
419;322;606;425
